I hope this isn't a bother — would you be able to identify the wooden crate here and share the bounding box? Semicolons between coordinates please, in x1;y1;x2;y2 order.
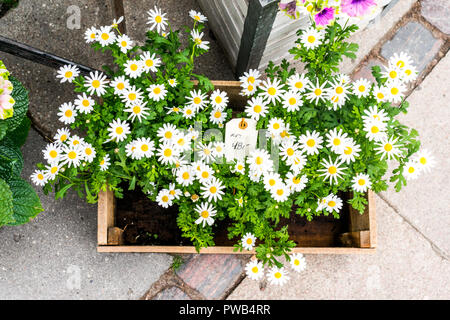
97;80;376;254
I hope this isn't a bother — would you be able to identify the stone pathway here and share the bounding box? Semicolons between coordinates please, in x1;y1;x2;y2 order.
0;0;449;300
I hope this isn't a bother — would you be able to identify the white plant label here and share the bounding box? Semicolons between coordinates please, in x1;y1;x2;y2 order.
224;118;258;162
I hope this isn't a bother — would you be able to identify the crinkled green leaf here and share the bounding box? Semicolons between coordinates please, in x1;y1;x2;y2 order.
0;138;23;182
0;177;14;226
8;116;31;147
7;178;43;226
4;77;29;133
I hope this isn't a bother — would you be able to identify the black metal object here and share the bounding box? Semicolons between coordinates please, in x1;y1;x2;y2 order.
0;35;97;75
235;0;279;77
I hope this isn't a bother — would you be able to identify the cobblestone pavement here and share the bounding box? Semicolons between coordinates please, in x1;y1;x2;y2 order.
0;0;449;300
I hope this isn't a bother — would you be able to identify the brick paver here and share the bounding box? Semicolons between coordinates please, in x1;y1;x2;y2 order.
153;286;191;300
421;0;450;34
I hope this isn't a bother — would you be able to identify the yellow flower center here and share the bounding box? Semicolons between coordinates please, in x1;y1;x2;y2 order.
164;131;172;139
65;71;73;79
146;59;154;67
49;150;58;158
246;238;253;245
65;110;72;117
117;83;125;90
101;33;109;40
391;87;399;95
269;179;276;186
248;76;255;84
384;143;393;152
164;149;172;157
38;173;44;180
193;97;201;104
358;179;365;186
182;172;190;180
153;87;161;94
68;151;77;160
92;80;100;88
295;81;303;89
214;111;222;118
130;64;138;71
51;167;58;174
186;109;192;115
252;266;258;273
307;35;315;43
273;123;280;130
133;106;141;114
328;200;336;207
358;85;365;92
287;148;294;156
201;210;209;218
115;127;123;134
141;144;148;152
371;126;379;133
377;92;384;99
408;167;415;173
82;100;90;107
333;138;341;146
85;148;92;155
210;186;217;194
405;69;412;76
420;157;427;165
162;195;169;202
314;88;322;96
289;97;297;105
294;259;300;266
306;139;315;147
328;166;337;174
155;15;162;23
389;70;397;79
277;189;284;196
202;171;209;179
256;157;263;165
247;84;254;92
268;87;276;96
397;60;405;68
121;41;127;47
60;134;68;142
344;147;352;155
336;86;343;94
215;96;222;104
274;272;282;279
128;93;137;101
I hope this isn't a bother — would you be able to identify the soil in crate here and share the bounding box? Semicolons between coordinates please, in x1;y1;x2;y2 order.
115;187;352;247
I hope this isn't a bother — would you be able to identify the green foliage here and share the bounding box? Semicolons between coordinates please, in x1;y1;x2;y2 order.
0;72;43;227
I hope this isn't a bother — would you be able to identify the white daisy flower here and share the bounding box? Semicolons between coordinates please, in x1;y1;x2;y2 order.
200;177;225;202
168;183;182;200
300;27;324;50
54;128;71;146
413;149;435;173
157;141;180;165
279;139;300;163
84;27;98;43
110;76;130;95
189;10;208;23
74;93;95;114
245;260;264;280
363;119;387;142
61;145;83;168
240;82;257;97
176;165;196;186
44;162;61;181
287;73;310;93
325;128;349;155
174;133;191;152
325;194;343;214
290;253;307;272
213;141;225;159
339;139;361;164
362;105;389;123
68;135;84;147
124;59;143;79
56;65;79;83
352;78;371;98
156;189;173;208
190;29;210;50
241;233;257;251
97;26;116;47
298;130;323;155
186;89;208;111
121;85;144;107
58;102;77;124
305;80;328;105
282;90;303;112
385;80;406;103
210;89;228;110
196;164;214;183
245;96;268;121
194;202;217;227
247;149;273;174
239;69;261;87
271;182;291;202
388;52;413;70
107;119;131;142
209;108;226;125
267;267;289;286
285;172;308;193
197;142;216;164
182;106;196;119
381;64;402;82
157;123;179;143
374;136;403;160
84;71;109;96
352;173;372;193
99;154;111;171
336;73;351;85
372;85;387;103
140;52;161;73
124;101;150;123
263;172;282;192
401;63;418;83
318;157;347;185
111;16;124;29
168;78;177;87
403;160;421;180
42;143;62;163
116;34;133;54
80;143;96;163
259;78;285;104
147;84;167;102
135;137;155;158
233;161;246;174
326;79;350;110
125;140;141;160
31;169;48;186
147;6;168;34
267;117;286;138
289;151;307;174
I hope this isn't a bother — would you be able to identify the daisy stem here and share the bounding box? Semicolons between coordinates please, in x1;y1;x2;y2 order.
190;44;197;64
58;172;73;183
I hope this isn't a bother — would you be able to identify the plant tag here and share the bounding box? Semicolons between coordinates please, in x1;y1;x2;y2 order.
224;118;258;162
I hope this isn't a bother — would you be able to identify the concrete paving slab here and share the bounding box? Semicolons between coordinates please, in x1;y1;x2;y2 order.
228;194;450;299
0;129;173;300
421;0;450;35
379;51;450;257
339;0;417;74
122;0;235;81
0;0;116;138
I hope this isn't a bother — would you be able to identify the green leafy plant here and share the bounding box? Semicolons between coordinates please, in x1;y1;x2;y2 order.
33;7;431;286
0;61;43;227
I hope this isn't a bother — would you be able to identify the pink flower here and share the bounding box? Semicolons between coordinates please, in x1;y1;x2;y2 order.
314;7;335;26
279;1;298;17
341;0;376;17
